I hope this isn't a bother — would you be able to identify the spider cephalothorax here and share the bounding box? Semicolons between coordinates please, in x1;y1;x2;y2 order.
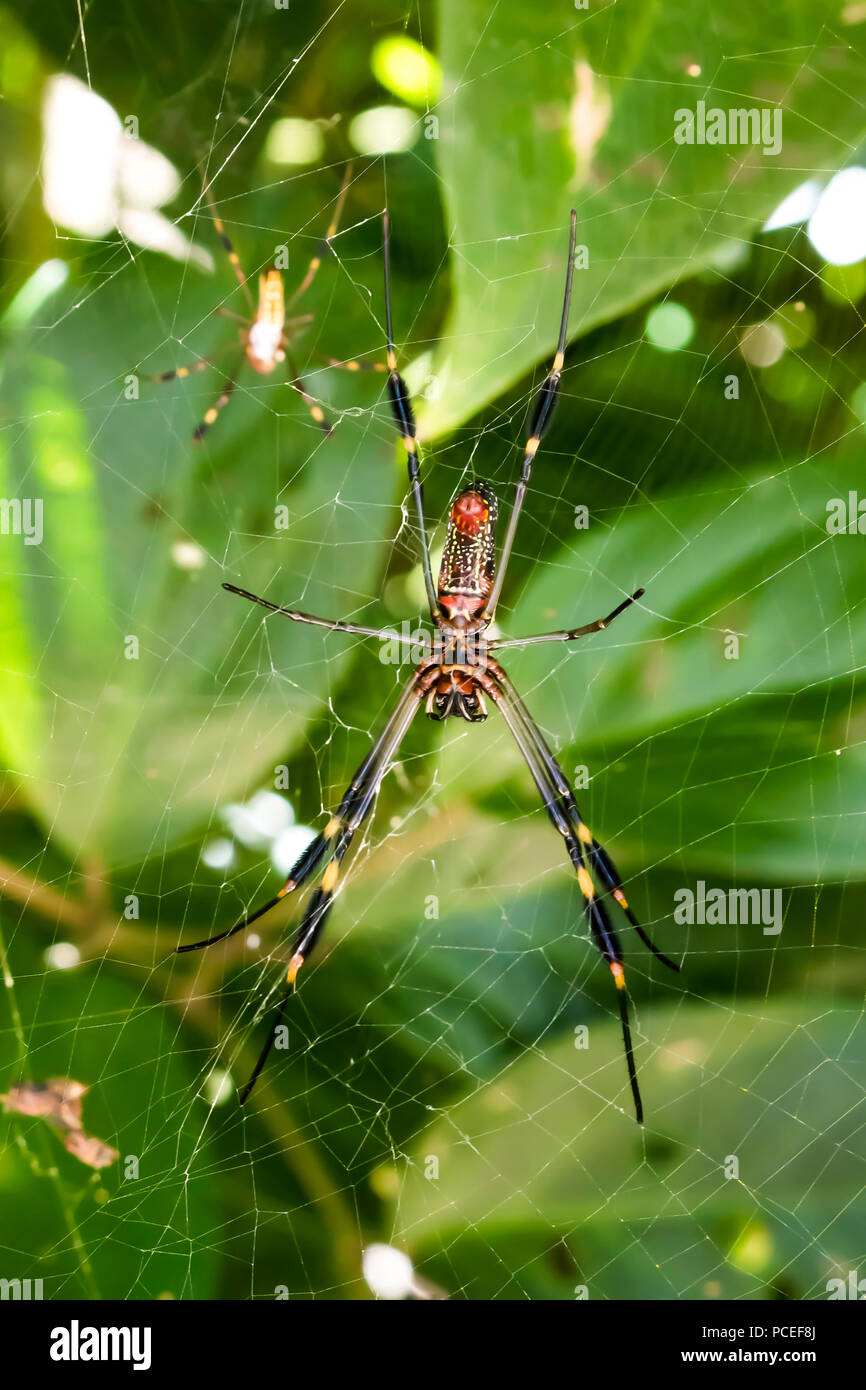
181;209;681;1122
245;269;287;374
425;665;490;722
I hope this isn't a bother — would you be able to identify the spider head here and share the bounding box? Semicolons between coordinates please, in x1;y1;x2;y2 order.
436;481;498;629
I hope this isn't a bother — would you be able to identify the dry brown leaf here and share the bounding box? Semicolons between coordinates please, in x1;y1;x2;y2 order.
0;1078;119;1171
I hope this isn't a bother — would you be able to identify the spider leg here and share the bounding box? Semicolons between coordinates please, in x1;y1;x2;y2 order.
237;671;433;1102
483;664;676;1122
492;662;679;973
313;351;387;375
192;350;246;443
221;582;410;643
177;887;293;954
489;588;645;651
237;987;291;1105
180;670;435;1101
232;850;357;1103
382;211;439;619
494;690;642;1120
199;172;256;313
581;837;680;971
286;163;353;310
175;800;346;957
487;210;577;620
141;356;219;385
284;346;333;434
236;798;372;1105
280;671;431;968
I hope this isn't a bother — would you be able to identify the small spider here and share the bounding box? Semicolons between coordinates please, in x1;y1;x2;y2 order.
143;167;383;443
179;210;680;1121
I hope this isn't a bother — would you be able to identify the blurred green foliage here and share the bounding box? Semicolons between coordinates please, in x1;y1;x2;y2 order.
0;0;865;1301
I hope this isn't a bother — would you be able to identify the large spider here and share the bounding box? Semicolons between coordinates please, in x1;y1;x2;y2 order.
178;210;680;1121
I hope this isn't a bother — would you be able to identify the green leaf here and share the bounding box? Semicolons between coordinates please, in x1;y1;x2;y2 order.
395;997;866;1298
0;248;395;866
439;457;866;881
425;0;866;433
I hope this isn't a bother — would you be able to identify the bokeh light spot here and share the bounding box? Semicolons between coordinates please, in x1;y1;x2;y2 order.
645;302;694;351
371;35;442;107
263;117;324;167
349;105;416;155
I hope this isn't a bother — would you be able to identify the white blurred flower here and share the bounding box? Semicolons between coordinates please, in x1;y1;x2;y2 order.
361;1245;447;1295
271;823;317;875
764;169;866;267
361;1243;446;1300
362;1244;416;1299
41;74;212;271
201;837;235;871
807;168;866;266
222;790;295;849
763;179;822;233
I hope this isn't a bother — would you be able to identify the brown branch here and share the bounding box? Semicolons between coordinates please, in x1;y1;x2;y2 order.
0;857;90;931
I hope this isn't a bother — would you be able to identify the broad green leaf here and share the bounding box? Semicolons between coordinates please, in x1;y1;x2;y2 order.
437;457;866;882
394;998;866;1298
425;0;866;433
0;238;395;866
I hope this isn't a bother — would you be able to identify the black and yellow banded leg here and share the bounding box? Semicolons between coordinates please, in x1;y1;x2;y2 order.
192;355;245;443
276;673;432;988
216;671;432;1103
176;880;294;955
189;801;371;1107
541;775;679;973
282;838;348;986
176;823;339;959
282;705;427;975
571;842;644;1124
492;663;679;974
487;209;577;618
582;833;679;971
382;211;438;617
287;164;353;309
314;352;387;375
284;348;332;434
534;766;679;973
176;676;427;959
236;836;353;1104
142;358;214;385
233;832;348;1106
200;176;255;313
488;669;648;1121
237;986;292;1105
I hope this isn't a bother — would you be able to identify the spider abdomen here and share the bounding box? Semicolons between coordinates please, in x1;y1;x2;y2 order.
437;482;498;627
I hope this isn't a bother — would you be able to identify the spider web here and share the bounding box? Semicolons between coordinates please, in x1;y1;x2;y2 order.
0;0;865;1304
